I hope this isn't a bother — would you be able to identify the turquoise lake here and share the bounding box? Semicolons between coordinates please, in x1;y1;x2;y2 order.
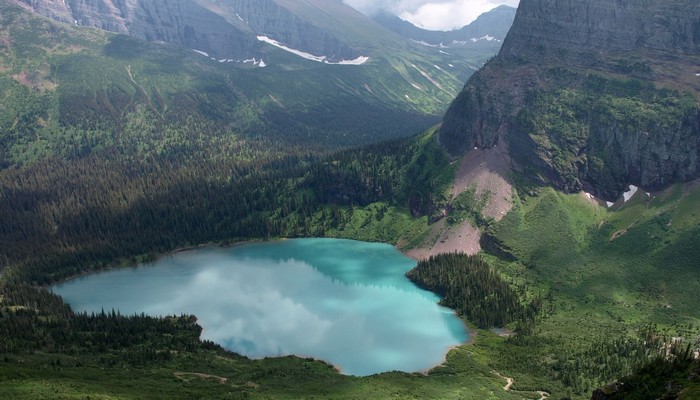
51;238;468;376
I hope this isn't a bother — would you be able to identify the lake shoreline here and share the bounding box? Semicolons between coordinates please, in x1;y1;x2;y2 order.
50;237;471;377
49;237;477;377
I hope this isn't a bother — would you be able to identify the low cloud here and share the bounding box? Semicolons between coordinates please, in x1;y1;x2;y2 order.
344;0;519;31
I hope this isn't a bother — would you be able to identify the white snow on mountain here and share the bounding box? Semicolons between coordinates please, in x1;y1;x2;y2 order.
257;36;369;65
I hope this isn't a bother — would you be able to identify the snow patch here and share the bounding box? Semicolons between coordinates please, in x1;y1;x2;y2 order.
238;58;267;68
439;50;451;55
411;39;437;48
235;12;245;22
585;192;595;200
623;185;638;203
334;56;369;65
470;34;500;43
192;49;210;58
606;201;615;208
433;65;443;71
411;83;422;90
411;64;445;91
257;36;368;65
696;73;700;77
448;64;454;68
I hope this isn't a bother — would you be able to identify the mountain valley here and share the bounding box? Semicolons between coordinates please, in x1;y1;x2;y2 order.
1;0;699;399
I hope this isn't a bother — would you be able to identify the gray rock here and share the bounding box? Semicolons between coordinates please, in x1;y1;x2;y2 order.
12;0;370;61
440;0;700;199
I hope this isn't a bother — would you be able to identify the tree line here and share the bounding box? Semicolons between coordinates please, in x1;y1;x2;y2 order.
406;252;541;330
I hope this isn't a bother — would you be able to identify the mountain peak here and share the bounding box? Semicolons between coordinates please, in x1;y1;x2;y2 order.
373;5;516;48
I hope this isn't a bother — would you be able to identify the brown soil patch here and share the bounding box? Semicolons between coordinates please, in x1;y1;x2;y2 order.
405;218;481;259
407;142;514;260
452;141;514;221
13;67;57;92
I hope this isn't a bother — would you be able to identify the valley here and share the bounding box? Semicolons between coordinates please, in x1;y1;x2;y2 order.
1;0;699;399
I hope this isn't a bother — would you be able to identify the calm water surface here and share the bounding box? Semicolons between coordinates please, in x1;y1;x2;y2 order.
51;238;468;375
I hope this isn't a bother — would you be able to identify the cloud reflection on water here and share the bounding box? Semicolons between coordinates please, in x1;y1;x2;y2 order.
52;239;467;375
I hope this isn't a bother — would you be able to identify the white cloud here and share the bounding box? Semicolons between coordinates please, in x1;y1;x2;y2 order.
344;0;519;31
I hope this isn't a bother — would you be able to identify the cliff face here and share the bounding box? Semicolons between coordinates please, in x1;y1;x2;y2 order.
503;0;700;61
228;0;359;61
12;0;369;60
440;0;700;198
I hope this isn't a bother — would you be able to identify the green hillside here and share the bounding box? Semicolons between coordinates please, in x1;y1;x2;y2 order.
1;0;698;399
1;125;698;399
0;0;493;167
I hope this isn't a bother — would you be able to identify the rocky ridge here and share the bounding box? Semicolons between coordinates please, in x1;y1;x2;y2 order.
373;5;516;48
11;0;378;61
440;0;700;199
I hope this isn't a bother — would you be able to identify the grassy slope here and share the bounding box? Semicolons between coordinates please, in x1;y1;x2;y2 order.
479;182;700;396
2;2;699;398
0;0;495;166
0;129;698;399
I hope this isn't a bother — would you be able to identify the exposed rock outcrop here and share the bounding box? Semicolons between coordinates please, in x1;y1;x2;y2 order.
12;0;371;60
440;0;700;199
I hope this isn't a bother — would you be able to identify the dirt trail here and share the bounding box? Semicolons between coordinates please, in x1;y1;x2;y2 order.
174;372;228;384
493;370;550;400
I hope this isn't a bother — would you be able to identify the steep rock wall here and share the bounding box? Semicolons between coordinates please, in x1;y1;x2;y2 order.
440;0;700;198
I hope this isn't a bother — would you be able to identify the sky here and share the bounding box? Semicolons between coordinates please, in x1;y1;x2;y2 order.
344;0;520;31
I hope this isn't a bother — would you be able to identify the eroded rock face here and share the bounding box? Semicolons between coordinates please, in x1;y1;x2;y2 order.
16;0;74;24
13;0;362;60
228;0;359;61
440;0;700;199
503;0;700;61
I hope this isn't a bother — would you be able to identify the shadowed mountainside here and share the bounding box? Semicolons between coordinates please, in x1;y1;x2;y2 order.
440;0;700;199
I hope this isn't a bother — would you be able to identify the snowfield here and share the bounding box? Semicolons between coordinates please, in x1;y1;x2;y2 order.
257;36;369;65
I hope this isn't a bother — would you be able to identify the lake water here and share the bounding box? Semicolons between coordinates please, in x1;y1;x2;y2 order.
51;238;468;376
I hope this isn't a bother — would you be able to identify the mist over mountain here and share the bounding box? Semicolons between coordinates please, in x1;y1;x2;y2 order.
1;1;700;399
3;0;510;166
373;5;516;48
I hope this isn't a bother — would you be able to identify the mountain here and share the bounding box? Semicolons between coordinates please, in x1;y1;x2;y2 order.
0;0;502;166
439;0;700;199
13;0;455;63
373;5;516;49
13;0;357;62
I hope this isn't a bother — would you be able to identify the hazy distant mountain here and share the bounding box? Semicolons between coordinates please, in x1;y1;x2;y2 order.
2;0;508;168
373;5;516;48
13;0;407;62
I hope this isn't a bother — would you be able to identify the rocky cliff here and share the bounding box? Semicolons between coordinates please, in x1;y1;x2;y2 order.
12;0;374;60
440;0;700;198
